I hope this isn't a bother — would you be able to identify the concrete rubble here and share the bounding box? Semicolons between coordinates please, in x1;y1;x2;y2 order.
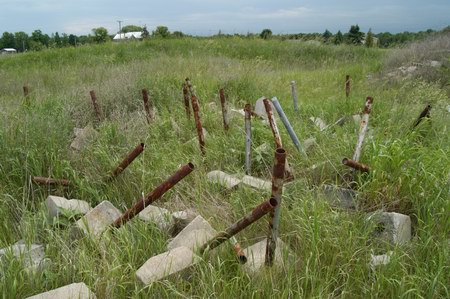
370;251;393;268
320;184;358;210
368;211;411;245
309;117;327;131
70;125;99;151
243;238;291;274
303;137;316;151
45;195;91;219
254;96;273;120
138;205;172;231
206;170;241;189
170;210;198;236
0;241;48;272
72;200;122;238
167;215;217;251
242;175;271;192
136;246;199;285
25;282;96;299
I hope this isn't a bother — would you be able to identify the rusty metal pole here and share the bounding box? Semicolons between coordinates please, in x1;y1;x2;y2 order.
290;81;299;112
342;158;370;173
199;197;278;254
265;148;286;266
185;78;196;98
219;88;229;131
182;83;191;120
345;75;351;98
110;143;145;178
142;89;153;124
191;94;206;155
412;104;431;128
113;163;195;228
230;236;247;263
353;97;373;163
32;176;70;186
23;85;29;98
89;90;103;123
244;104;252;175
263;99;293;180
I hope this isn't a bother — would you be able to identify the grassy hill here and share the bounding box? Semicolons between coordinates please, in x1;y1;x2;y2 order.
0;37;448;298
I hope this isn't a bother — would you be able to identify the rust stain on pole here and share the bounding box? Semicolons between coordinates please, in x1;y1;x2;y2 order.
244;104;252;175
191;94;206;155
199;197;278;254
142;89;153;124
32;176;70;186
353;96;373;163
342;158;370;173
263;98;282;148
230;236;247;263
265;148;286;266
110;143;145;178
182;83;191;120
219;88;229;131
89;90;103;123
185;78;196;98
113;162;195;228
412;104;431;128
345;75;351;98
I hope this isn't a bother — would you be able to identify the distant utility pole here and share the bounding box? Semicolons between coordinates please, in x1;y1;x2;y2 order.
117;20;123;34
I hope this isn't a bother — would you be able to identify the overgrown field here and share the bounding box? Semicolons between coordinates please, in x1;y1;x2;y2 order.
0;38;448;298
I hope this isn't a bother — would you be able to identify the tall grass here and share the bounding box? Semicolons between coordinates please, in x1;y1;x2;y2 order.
0;38;448;298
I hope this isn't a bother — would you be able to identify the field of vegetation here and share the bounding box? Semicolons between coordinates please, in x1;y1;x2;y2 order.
0;36;448;298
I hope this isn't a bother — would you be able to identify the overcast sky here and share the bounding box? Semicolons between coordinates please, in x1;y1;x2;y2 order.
0;0;449;35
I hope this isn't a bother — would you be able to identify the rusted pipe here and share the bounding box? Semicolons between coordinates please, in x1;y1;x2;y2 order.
113;162;195;228
110;143;145;178
182;83;191;120
263;98;282;148
244;104;252;175
290;81;299;112
353;97;373;162
412;104;431;128
185;78;196;98
230;236;247;264
23;85;29;98
142;89;153;124
32;176;70;186
345;75;351;98
342;158;370;173
89;90;103;123
265;148;286;266
199;197;278;254
219;88;229;131
191;94;206;155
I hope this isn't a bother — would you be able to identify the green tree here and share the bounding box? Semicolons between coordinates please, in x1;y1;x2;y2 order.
68;34;77;46
14;31;29;52
141;26;150;39
172;31;184;38
31;30;50;47
322;29;332;43
260;29;272;39
334;30;343;45
53;32;62;47
365;28;374;47
122;25;143;33
1;32;15;48
92;27;109;43
347;24;364;45
152;26;170;38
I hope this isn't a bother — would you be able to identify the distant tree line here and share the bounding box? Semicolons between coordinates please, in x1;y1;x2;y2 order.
1;24;448;52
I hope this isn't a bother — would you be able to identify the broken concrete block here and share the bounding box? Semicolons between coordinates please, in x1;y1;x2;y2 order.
170;210;198;236
303;137;316;151
136;246;199;285
206;102;218;111
73;200;121;238
320;184;358;210
230;108;245;118
254;97;272;119
70;125;99;151
25;282;96;299
370;251;393;268
138;205;172;231
167;215;217;251
368;212;411;244
309;117;327;131
243;238;290;275
0;242;46;272
352;114;362;124
242;175;271;192
45;196;91;219
206;171;241;189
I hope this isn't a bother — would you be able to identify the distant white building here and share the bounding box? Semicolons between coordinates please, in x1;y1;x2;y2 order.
113;32;143;41
1;48;17;54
